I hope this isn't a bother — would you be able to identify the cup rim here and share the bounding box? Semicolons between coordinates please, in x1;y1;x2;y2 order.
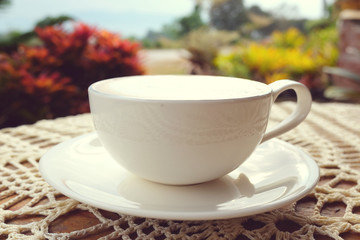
88;75;272;103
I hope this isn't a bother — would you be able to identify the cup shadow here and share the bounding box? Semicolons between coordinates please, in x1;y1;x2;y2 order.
115;171;297;211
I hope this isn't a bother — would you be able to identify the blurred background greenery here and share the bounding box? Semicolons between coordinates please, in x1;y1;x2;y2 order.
1;0;359;128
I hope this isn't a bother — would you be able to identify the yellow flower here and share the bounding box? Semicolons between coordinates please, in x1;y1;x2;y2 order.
271;28;305;48
265;72;290;84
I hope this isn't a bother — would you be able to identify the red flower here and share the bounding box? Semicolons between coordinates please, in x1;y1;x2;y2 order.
0;21;144;127
19;69;74;94
35;22;95;56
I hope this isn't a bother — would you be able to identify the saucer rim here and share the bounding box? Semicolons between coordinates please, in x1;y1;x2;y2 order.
39;132;319;220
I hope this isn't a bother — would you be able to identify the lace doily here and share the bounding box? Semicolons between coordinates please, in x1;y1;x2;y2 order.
1;102;360;240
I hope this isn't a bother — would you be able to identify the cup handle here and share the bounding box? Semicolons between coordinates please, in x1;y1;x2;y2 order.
261;80;312;143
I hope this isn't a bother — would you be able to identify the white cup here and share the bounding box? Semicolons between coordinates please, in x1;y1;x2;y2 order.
88;75;312;185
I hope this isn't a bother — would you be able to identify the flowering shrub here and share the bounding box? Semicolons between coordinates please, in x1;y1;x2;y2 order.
214;27;338;95
271;28;305;49
0;22;144;128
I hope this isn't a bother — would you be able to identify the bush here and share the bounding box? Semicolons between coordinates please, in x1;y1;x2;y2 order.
0;22;144;128
184;27;239;74
215;27;338;94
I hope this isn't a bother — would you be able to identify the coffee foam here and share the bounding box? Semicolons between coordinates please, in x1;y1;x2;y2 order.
92;75;270;100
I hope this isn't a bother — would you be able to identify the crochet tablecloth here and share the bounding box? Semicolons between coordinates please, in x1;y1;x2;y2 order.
1;101;360;240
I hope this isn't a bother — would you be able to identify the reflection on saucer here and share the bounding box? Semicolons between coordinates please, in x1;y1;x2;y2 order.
40;132;319;220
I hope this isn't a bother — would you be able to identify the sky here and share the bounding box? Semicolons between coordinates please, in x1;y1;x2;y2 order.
0;0;336;38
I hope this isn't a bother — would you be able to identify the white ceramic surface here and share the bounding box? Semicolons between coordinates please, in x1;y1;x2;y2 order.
39;132;319;221
88;75;312;185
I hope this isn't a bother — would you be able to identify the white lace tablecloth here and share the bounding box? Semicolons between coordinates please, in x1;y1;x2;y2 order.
1;102;360;239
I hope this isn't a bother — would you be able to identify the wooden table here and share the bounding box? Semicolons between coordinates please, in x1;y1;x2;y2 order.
1;102;360;239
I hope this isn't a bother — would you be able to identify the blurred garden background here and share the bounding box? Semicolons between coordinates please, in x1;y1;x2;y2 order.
0;0;359;128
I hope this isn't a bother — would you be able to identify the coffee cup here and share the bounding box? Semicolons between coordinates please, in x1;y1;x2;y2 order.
88;75;311;185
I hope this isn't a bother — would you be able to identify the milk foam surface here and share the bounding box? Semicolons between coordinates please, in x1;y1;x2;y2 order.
92;75;270;100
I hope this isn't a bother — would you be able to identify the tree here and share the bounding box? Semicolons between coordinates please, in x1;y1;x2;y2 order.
0;0;10;9
248;5;271;17
0;15;74;53
210;0;249;31
178;4;205;36
142;3;205;47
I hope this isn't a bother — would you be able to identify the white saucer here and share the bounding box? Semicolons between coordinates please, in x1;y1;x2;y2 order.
39;132;319;220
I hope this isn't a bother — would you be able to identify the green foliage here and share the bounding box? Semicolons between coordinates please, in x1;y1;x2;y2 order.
0;31;36;53
161;23;182;40
35;15;74;28
178;4;204;36
0;0;10;9
210;0;249;31
0;15;74;53
248;5;271;17
142;4;205;48
306;18;335;32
